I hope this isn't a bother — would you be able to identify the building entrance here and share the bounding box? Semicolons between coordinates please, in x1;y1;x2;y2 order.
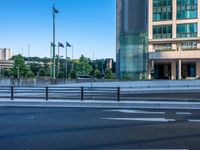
182;63;196;79
155;63;171;79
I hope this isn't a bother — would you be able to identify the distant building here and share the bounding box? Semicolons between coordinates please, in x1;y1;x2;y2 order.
105;58;113;69
0;48;13;60
0;48;14;69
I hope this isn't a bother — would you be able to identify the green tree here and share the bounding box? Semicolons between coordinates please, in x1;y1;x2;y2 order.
38;69;46;77
94;69;101;79
69;69;76;79
75;55;93;75
104;69;116;79
26;70;35;78
29;62;41;76
58;72;65;78
10;54;30;78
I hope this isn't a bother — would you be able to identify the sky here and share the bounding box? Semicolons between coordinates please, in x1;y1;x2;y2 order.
0;0;116;59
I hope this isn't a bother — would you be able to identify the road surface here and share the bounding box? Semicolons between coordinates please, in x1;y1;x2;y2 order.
0;107;200;150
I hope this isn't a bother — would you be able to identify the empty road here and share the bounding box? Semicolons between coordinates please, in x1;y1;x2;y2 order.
0;107;200;150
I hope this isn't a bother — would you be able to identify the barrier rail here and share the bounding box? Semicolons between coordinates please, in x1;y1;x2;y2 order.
0;86;120;101
0;85;200;102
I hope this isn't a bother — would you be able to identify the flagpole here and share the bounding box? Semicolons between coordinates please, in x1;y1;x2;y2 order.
57;42;60;78
66;42;68;80
72;45;74;69
52;0;56;79
50;43;52;78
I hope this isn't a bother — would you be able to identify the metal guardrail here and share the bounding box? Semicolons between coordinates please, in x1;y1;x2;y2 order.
0;86;120;101
0;85;200;102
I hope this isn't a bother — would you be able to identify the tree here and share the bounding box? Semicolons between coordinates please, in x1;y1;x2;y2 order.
75;55;93;75
58;72;65;78
10;54;29;78
104;69;116;79
26;70;35;78
69;69;76;79
38;69;46;77
94;69;101;79
29;62;41;76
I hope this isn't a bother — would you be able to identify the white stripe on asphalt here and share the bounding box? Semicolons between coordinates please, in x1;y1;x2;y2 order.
188;119;200;122
101;118;175;122
176;112;192;115
104;109;165;114
119;149;189;150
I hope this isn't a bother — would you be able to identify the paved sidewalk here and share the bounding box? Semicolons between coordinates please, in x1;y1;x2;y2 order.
1;99;200;109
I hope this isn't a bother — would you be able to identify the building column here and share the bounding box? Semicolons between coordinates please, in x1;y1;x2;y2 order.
172;0;177;39
178;60;182;80
148;60;155;80
171;61;176;80
196;61;200;78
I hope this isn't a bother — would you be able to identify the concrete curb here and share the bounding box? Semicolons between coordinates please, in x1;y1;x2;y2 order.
1;100;200;109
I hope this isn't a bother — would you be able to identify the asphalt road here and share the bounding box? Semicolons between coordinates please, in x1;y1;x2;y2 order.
0;107;200;150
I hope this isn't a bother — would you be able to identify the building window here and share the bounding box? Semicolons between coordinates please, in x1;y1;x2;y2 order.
153;25;172;39
177;23;197;38
153;0;172;21
177;41;197;49
153;43;172;51
177;0;197;19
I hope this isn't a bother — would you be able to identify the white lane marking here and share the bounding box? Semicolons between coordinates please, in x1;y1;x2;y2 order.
24;115;34;120
188;119;200;122
118;149;189;150
104;109;165;114
176;112;192;115
101;118;175;122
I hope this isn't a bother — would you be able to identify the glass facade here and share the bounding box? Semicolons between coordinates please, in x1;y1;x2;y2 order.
153;0;172;21
177;23;197;38
177;0;197;19
153;25;172;39
120;31;148;80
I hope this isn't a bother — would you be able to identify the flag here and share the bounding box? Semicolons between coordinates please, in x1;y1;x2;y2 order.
58;42;64;48
51;42;56;47
66;42;71;47
53;7;59;13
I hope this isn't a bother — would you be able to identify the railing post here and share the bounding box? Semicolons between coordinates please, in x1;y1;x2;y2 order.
11;86;14;100
81;87;84;101
117;87;120;102
46;86;48;101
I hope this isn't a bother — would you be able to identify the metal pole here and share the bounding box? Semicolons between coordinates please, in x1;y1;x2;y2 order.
11;86;14;100
52;0;56;79
71;45;74;69
57;42;60;78
50;43;52;78
66;43;68;80
28;44;30;65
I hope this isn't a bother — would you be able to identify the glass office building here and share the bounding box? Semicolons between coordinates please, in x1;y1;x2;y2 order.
116;0;148;80
117;0;200;80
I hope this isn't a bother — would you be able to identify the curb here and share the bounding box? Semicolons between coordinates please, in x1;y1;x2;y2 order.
1;100;200;110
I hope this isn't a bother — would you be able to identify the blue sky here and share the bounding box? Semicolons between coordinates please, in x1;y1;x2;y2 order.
0;0;116;59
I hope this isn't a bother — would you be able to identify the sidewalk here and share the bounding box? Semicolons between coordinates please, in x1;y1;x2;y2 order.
1;99;200;109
